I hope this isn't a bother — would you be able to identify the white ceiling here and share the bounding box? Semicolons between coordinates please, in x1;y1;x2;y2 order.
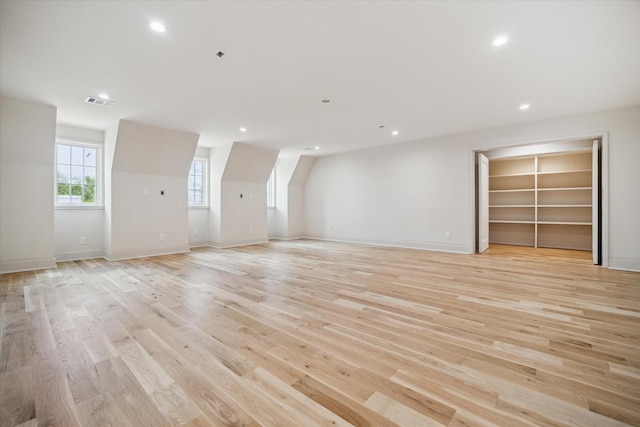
1;1;638;157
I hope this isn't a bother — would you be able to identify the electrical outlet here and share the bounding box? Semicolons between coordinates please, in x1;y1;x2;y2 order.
445;231;452;239
160;234;165;242
79;236;87;245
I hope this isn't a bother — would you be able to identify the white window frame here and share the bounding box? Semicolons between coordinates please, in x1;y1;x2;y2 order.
267;168;276;208
188;157;208;207
54;139;103;208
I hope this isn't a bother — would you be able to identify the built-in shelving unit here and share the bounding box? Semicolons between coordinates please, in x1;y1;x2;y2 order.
488;150;593;250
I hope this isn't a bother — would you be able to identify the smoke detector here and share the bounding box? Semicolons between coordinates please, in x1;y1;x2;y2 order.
85;96;115;107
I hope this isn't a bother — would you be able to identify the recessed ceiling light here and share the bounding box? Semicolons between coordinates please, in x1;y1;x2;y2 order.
392;130;399;136
492;35;508;47
239;127;247;132
150;22;166;33
314;146;320;150
321;99;330;103
519;103;530;110
98;93;110;100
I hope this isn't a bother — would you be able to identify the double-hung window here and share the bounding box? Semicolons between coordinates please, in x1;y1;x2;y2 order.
55;140;102;206
188;158;208;206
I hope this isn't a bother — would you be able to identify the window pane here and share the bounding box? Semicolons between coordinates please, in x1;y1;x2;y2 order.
71;145;84;165
194;190;203;205
57;144;70;163
57;184;70;204
84;147;97;167
194;160;202;175
71;166;83;184
188;190;195;204
83;186;95;203
71;184;82;196
57;165;71;183
84;166;96;184
57;183;70;196
194;176;202;190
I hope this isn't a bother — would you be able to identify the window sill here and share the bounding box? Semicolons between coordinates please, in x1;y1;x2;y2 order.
55;205;104;210
189;205;210;210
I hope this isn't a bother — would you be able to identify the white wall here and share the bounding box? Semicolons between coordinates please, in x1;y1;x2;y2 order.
54;209;104;261
188;208;209;247
54;124;105;261
103;122;117;255
305;106;640;271
272;156;314;240
208;143;232;245
273;157;298;239
0;96;57;273
106;120;199;260
210;142;278;247
288;156;315;239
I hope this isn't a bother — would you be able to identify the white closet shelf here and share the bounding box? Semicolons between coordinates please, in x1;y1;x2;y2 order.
538;204;591;208
489;205;535;208
488;172;536;178
537;169;591;175
537;221;592;226
537;187;592;191
489;220;535;224
489;189;535;193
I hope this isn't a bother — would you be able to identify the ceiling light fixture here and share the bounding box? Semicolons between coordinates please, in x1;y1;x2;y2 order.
492;35;508;47
392;130;399;136
98;93;110;100
150;22;166;33
216;51;225;58
519;103;530;110
314;146;320;150
239;127;247;132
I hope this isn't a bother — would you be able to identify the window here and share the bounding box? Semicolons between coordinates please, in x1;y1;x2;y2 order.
267;168;276;208
188;158;208;206
55;140;101;206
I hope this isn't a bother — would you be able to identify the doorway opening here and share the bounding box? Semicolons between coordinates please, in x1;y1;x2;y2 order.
473;135;607;266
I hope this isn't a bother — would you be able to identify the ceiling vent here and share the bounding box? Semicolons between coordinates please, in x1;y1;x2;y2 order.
84;96;115;107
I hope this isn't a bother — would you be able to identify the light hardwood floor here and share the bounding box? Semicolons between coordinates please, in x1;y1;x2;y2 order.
1;241;639;426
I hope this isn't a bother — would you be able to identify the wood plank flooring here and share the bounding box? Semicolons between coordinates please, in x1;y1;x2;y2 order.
1;241;639;426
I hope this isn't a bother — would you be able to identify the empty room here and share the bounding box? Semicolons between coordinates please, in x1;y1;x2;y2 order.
1;1;639;426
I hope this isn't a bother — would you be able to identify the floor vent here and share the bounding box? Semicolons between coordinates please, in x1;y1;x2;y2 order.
84;96;115;107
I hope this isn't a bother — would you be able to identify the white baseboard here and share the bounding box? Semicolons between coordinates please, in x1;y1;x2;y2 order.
208;238;269;249
54;250;105;263
0;256;57;274
269;234;305;241
302;234;472;254
104;245;190;261
608;258;640;272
